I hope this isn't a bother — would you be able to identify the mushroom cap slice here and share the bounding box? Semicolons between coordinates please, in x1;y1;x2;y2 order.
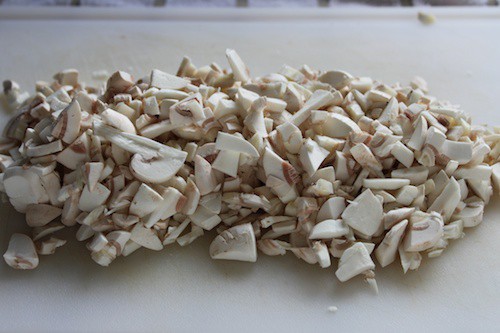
130;147;186;184
321;113;361;139
209;223;257;262
3;166;48;213
101;108;136;134
403;211;444;252
94;121;187;184
3;233;39;270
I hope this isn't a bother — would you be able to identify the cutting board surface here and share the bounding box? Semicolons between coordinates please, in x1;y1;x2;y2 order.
0;8;499;332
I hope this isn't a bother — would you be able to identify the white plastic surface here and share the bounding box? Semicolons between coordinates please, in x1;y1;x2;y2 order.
0;8;500;332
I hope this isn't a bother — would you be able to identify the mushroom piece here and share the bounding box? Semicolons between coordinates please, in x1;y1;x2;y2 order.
403;211;444;252
407;116;428;151
129;183;163;218
257;239;289;256
243;97;268;137
111;213;139;229
442;140;473;164
341;189;383;238
36;237;66;255
490;163;500;193
78;184;111;212
378;97;398;125
212;150;240;178
312;241;331;268
3;166;48;213
105;71;134;100
177;225;204;247
395;185;419;206
101;108;136;134
226;49;250;83
291;90;336;127
182;178;201;216
194;155;219;195
145;187;185;228
399;245;422;273
453;165;492;181
83;162;104;193
130;148;187;185
209;223;257;262
190;205;222;231
335;243;375;282
3;234;39;269
263;147;300;185
350;143;382;171
375;219;408;267
215;132;259;157
444;220;464;240
51;99;82;144
143;96;160;117
318;70;353;90
56;132;90;170
319;113;361;139
276;122;303;154
150;69;189;90
391;141;414;168
299;138;329;176
383;207;415;230
26;204;62;227
317;197;346;222
106;230;131;255
163;218;191;245
26;140;63;158
170;93;205;125
309;219;349;240
130;223;163;251
363;178;410;190
427;177;461;222
451;200;484;228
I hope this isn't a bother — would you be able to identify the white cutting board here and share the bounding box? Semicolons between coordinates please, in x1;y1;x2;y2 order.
0;7;499;332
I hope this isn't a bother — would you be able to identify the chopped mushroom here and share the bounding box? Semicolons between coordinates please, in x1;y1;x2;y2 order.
3;234;39;269
335;243;375;282
0;52;497;294
341;189;383;238
209;223;257;262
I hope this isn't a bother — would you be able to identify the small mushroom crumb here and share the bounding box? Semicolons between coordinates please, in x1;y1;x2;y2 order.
0;51;498;295
418;12;436;25
327;306;338;313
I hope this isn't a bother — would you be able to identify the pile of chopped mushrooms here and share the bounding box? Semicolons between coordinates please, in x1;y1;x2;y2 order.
1;50;499;291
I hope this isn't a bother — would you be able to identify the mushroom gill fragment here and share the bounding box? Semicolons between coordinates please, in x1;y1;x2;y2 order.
0;50;498;293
